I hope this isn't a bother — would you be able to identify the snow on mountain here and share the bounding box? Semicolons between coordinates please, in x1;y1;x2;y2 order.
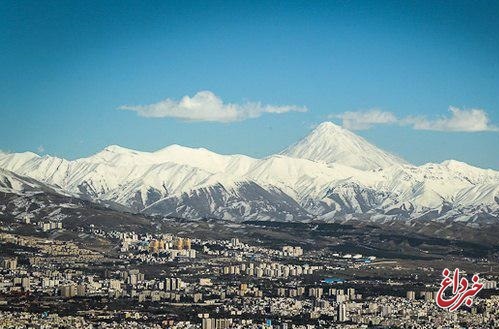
0;168;43;193
0;152;40;172
281;122;408;170
0;122;497;222
0;168;70;196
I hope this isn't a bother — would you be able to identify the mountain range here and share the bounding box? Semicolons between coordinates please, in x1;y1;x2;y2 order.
1;122;498;223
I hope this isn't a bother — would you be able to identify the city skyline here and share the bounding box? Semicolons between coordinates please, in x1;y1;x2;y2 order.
1;2;499;328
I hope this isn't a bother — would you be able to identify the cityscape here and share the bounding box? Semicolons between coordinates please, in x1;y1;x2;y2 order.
1;1;499;328
0;216;498;328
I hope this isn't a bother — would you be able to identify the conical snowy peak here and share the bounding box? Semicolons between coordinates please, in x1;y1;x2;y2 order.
311;121;344;132
0;126;497;222
281;121;408;170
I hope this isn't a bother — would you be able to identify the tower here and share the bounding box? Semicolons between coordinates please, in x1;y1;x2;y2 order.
337;303;347;322
176;238;184;250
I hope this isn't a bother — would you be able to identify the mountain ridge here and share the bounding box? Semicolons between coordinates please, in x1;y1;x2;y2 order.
0;122;497;222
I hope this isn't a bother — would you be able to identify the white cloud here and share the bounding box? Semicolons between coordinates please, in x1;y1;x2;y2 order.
333;107;498;132
118;91;307;123
37;145;45;153
333;109;397;130
402;107;499;132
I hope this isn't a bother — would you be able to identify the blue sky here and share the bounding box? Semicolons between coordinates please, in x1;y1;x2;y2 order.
1;1;498;168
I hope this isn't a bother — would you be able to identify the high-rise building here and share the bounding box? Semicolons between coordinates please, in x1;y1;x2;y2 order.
21;277;30;291
347;288;355;300
176;238;184;250
128;274;138;286
184;238;191;250
482;280;497;289
381;305;392;316
2;257;17;270
109;279;122;291
308;287;323;299
337;303;347;322
423;291;433;301
240;283;248;296
202;318;215;329
215;319;232;329
77;284;87;297
165;278;183;291
149;239;160;253
159;239;166;250
203;318;233;329
61;285;77;298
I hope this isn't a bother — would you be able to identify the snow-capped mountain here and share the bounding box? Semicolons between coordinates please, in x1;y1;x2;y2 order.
282;122;408;170
0;168;69;196
0;122;497;222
